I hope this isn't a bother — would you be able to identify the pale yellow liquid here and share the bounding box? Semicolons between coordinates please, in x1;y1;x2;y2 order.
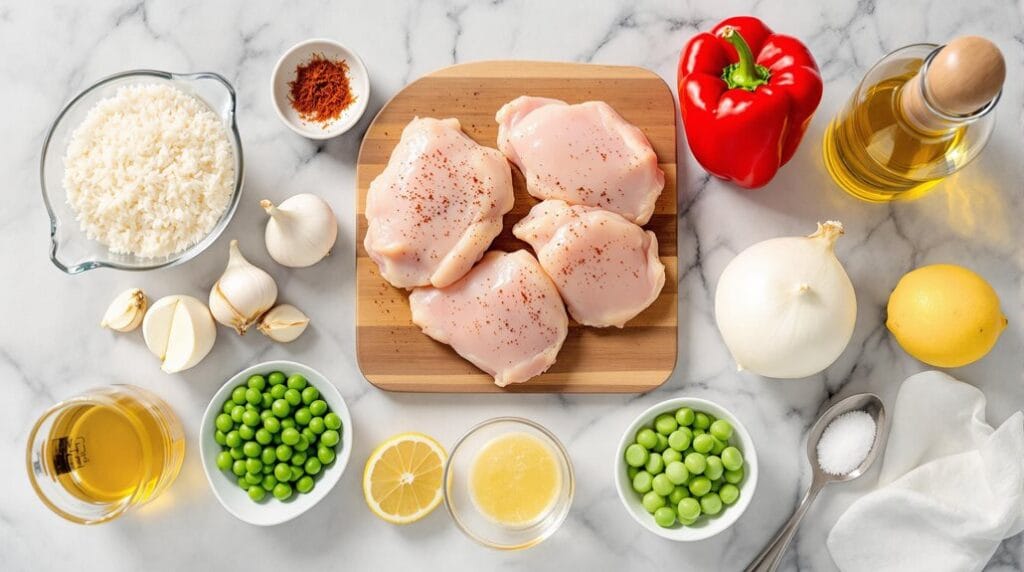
824;68;968;202
45;396;183;505
469;432;560;527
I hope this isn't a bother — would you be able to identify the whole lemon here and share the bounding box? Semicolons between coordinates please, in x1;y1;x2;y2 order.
886;264;1007;367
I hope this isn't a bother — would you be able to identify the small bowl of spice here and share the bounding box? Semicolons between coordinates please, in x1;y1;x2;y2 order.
271;38;369;140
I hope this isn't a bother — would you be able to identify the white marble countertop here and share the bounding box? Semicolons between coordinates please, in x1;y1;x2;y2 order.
3;1;1022;570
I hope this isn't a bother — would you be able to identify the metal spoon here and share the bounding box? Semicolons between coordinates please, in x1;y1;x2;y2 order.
745;392;888;572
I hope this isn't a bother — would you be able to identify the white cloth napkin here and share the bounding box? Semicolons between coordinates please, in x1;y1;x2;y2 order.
827;371;1024;572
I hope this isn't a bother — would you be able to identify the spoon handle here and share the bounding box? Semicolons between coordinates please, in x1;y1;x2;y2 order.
744;480;824;572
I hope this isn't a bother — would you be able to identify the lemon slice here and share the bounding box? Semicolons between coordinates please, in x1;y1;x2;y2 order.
363;432;447;524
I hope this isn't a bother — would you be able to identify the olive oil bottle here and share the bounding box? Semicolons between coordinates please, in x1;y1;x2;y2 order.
824;37;1005;202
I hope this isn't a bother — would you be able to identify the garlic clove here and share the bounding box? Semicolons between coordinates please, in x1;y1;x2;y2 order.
209;240;278;335
142;295;217;373
257;304;310;343
262;194;338;268
101;288;148;332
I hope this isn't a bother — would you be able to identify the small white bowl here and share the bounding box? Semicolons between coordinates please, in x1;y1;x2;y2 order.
200;360;353;526
615;397;758;541
270;39;370;139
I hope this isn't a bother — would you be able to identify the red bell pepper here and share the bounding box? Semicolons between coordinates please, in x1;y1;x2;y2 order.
677;16;822;188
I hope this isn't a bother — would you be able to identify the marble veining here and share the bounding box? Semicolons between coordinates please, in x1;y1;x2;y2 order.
1;0;1021;570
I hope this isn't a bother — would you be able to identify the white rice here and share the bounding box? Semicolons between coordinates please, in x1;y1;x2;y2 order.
63;83;235;258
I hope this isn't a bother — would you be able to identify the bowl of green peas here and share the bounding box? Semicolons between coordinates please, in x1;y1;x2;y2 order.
615;397;758;541
200;360;353;526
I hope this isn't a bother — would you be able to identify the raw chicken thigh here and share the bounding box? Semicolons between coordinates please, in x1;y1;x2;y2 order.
409;250;568;387
513;200;665;328
364;117;514;289
496;96;665;225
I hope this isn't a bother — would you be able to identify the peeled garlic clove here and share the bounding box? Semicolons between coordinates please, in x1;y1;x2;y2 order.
258;304;310;343
142;295;217;373
101;288;148;332
209;240;278;335
262;194;338;268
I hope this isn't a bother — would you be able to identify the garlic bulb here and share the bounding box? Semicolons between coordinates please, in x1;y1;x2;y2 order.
142;295;217;373
258;304;310;343
209;240;278;335
262;194;338;268
101;288;148;332
714;221;857;379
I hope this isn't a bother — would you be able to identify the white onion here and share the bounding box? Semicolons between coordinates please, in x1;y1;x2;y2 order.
714;221;857;379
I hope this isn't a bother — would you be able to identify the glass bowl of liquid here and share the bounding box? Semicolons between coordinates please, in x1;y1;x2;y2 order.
443;417;574;550
25;385;185;524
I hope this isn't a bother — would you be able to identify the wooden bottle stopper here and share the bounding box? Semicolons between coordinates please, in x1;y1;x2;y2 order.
902;36;1005;132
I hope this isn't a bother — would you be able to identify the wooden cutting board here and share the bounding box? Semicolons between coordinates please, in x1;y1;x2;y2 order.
355;61;677;393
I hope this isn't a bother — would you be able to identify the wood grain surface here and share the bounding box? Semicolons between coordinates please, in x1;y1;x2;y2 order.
355;61;677;393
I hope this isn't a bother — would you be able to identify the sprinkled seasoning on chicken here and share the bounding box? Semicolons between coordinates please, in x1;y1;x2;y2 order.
514;200;665;328
364;117;514;289
496;96;664;225
409;250;569;387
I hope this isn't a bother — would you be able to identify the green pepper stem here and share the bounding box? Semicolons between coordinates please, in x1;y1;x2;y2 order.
719;26;770;91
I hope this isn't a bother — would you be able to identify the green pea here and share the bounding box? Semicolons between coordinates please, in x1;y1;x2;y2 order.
281;418;296;429
245;458;263;474
310;400;328;417
264;417;281;434
635;428;658;450
272;482;293;501
668;428;692;452
237;477;250;490
281;427;300;446
290;451;308;467
262;464;273;474
289;466;304;482
268;371;286;386
246;374;266;390
324;412;342;430
238;425;254;441
684;452;706;475
261;393;273;409
675;407;695;427
301;386;319;405
641;491;665;514
632;470;653;494
284;389;302;406
711;437;727;455
719;483;740;505
230;405;245;423
261;475;278;491
654;433;669;453
688;476;712;497
304;457;323;476
245;388;262;405
693;434;715;454
679;515;698;526
270;384;287;399
625;444;648;467
677;497;701;520
245;403;258;412
231;459;247;476
644;452;664;475
222;400;235;414
271;399;291;418
693;428;705;436
301;428;317;445
295;408;312;426
215;413;233;433
216;452;233;471
309;417;326;434
711;480;721;492
275;444;293;462
654;413;678;436
231;386;248;405
654;506;676;527
705;456;724;480
242;410;261;427
662;448;682;465
229;446;245;460
274;463;292;481
255;428;272;445
296;476;315;494
294;435;310;452
245;472;262;485
261;447;277;465
286;374;308;390
320;429;340;447
652;474;674;496
724;467;744;484
721;447;744;471
260;409;274;421
214;430;228;446
627;466;640;480
700;492;722;515
668;485;689;505
243;442;261;458
665;461;690;485
317;446;336;465
694;412;711;430
710;419;733;441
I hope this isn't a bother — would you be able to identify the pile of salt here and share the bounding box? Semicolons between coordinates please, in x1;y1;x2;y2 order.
816;410;876;476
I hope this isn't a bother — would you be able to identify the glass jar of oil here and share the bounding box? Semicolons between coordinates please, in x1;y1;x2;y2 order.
26;385;184;524
823;42;1002;202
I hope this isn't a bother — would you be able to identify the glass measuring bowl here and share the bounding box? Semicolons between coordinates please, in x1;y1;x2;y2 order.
40;70;244;274
26;385;185;524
